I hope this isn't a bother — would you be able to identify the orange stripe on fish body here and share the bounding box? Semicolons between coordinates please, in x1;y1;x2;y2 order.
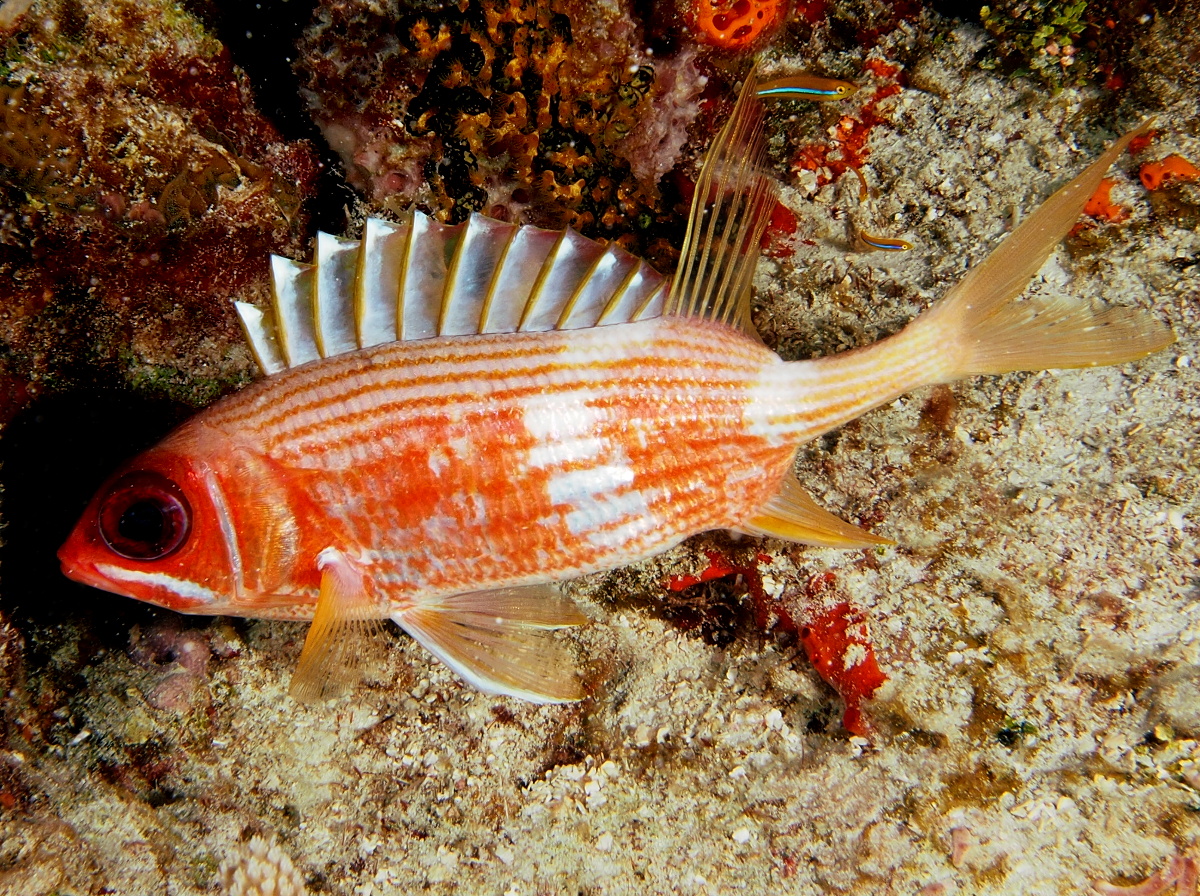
58;74;1173;705
200;318;792;596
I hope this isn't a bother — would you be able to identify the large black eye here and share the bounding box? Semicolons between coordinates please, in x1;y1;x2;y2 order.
98;471;192;560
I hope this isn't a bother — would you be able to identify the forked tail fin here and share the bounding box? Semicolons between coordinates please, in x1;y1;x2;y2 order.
923;121;1174;378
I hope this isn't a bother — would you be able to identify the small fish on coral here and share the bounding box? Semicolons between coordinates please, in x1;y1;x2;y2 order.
756;74;859;101
57;66;1173;707
852;228;912;252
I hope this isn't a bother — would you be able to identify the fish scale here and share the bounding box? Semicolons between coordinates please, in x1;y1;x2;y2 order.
59;75;1173;704
197;317;797;608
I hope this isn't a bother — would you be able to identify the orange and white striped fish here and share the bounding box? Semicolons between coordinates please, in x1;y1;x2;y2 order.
58;78;1172;704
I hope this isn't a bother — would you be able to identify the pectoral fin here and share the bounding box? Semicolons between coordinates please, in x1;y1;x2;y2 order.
738;477;892;549
393;585;589;704
290;548;385;703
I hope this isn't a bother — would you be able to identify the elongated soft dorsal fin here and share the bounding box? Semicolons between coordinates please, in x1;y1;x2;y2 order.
393;584;589;704
289;548;386;703
666;68;778;333
736;476;892;548
235;211;668;375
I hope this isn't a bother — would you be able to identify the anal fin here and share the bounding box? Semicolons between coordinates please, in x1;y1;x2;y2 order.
290;549;385;703
738;477;892;549
393;585;588;704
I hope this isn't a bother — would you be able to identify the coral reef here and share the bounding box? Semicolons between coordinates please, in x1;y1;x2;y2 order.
978;0;1157;89
0;0;319;409
295;0;711;263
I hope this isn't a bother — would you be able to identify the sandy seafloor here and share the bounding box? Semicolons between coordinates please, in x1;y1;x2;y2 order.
2;3;1199;895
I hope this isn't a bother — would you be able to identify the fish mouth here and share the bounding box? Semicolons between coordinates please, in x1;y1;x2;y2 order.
57;546;118;595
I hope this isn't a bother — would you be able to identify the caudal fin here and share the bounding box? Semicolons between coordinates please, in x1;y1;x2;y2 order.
924;121;1174;378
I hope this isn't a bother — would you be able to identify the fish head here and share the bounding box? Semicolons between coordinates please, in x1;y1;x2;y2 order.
58;442;239;614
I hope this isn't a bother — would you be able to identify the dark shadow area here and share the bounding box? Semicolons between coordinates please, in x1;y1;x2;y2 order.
0;390;193;662
195;0;318;139
190;0;358;233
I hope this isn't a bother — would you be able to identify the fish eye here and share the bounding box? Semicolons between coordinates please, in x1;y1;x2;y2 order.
97;471;192;561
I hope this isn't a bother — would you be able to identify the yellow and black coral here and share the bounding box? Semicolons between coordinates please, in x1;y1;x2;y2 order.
297;0;708;258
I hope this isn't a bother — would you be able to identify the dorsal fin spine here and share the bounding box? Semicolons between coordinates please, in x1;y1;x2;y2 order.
396;215;418;341
633;279;668;321
555;245;612;329
519;229;569;331
440;216;474;336
477;224;518;333
233;300;286;375
594;259;640;325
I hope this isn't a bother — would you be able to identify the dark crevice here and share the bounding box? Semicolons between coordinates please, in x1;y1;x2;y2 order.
0;391;186;657
192;0;357;233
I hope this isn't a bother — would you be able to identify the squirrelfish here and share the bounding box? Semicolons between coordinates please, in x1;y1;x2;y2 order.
58;78;1172;704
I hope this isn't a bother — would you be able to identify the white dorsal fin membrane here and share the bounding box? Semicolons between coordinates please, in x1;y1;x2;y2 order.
633;279;668;321
519;229;607;332
595;261;667;325
479;222;561;333
270;255;319;367
557;244;638;329
356;217;407;348
400;213;464;341
667;68;777;332
314;232;361;357
233;301;287;375
442;215;519;336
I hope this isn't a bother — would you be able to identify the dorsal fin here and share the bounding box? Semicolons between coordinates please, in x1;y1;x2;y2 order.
235;74;769;375
666;68;778;333
235;211;669;374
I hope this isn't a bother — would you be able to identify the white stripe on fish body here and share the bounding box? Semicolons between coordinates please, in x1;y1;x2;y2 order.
212;318;776;459
570;491;658;550
525;436;606;470
521;389;606;443
96;563;222;606
745;314;962;447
